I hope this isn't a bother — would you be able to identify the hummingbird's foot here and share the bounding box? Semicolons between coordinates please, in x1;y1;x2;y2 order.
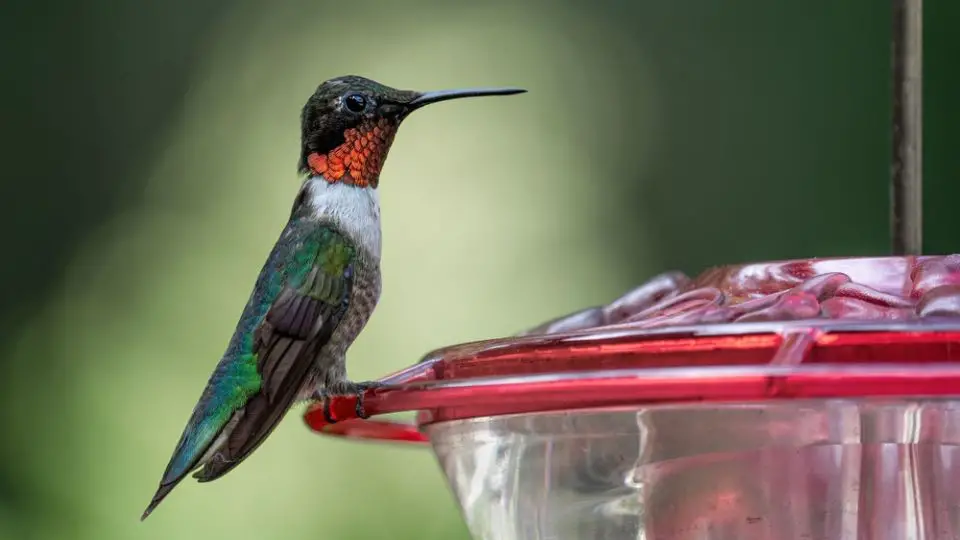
316;391;336;424
311;388;339;424
314;380;384;423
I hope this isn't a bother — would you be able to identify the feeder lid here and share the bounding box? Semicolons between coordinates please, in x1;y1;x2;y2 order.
304;255;960;445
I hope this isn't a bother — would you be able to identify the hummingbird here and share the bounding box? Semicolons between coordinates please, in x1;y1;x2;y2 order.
141;75;525;520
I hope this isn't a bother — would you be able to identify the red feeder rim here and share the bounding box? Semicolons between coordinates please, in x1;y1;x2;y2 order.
304;255;960;445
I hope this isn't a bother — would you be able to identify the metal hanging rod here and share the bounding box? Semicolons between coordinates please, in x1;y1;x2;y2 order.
890;0;923;255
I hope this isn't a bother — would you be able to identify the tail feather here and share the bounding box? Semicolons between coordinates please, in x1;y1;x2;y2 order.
140;374;238;520
141;479;182;521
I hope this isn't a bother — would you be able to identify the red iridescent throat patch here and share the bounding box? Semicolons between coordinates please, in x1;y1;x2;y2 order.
307;118;398;188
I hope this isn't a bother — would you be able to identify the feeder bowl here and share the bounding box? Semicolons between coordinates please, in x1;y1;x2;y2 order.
306;255;960;540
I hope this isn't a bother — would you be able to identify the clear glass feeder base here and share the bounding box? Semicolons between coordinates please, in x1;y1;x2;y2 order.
430;400;960;540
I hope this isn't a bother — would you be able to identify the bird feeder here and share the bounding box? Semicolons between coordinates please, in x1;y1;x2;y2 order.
306;1;956;538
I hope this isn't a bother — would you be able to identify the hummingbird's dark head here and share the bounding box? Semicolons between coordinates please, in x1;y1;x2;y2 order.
298;75;525;188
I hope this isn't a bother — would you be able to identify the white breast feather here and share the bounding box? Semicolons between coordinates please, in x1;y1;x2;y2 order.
304;177;382;260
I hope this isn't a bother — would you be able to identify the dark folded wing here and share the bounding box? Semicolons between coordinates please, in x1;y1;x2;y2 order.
194;225;356;481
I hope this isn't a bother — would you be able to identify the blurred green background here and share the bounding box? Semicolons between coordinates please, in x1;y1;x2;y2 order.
0;0;958;538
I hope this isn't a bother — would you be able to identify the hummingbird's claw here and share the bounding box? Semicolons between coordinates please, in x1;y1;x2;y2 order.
321;395;337;424
311;388;339;424
355;392;368;419
351;380;383;419
314;380;383;422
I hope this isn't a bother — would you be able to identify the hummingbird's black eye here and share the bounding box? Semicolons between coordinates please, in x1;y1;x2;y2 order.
343;93;367;113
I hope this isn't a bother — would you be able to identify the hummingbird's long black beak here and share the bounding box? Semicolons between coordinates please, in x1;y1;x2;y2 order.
406;87;526;111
